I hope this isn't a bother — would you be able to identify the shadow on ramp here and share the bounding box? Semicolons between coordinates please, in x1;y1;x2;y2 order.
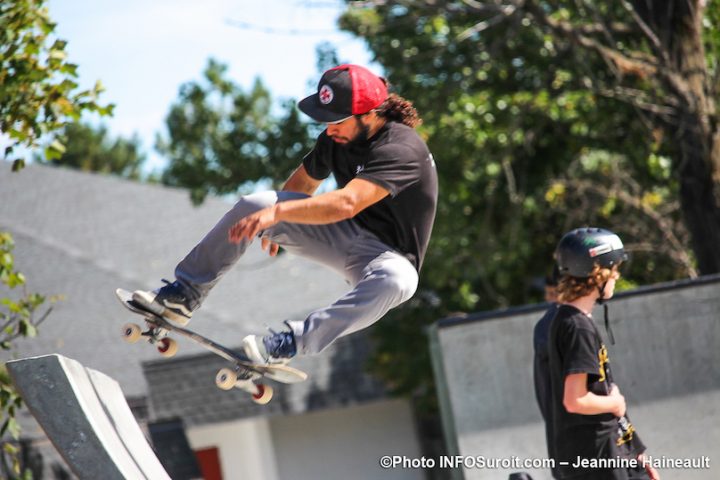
7;354;170;480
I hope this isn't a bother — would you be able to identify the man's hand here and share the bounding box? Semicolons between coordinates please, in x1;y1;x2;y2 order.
261;236;280;256
609;384;627;418
228;207;277;244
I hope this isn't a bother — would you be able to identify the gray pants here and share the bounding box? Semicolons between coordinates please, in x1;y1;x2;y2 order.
175;191;419;355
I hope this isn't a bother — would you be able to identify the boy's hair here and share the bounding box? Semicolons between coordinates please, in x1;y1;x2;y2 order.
375;93;422;128
556;264;616;303
545;264;560;287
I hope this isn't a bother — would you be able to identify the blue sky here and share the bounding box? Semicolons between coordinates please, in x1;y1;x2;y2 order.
46;0;375;171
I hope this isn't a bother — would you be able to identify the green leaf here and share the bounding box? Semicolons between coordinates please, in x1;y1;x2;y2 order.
19;320;38;338
45;142;64;160
2;0;112;167
11;159;26;172
1;253;13;268
3;442;18;455
5;417;20;439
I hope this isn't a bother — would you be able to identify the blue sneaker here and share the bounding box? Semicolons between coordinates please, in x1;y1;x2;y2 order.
243;324;297;364
132;279;198;326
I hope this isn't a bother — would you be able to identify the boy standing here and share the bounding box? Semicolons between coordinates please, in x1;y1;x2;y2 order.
546;227;659;480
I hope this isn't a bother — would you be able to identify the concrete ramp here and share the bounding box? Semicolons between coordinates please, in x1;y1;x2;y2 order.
6;354;170;480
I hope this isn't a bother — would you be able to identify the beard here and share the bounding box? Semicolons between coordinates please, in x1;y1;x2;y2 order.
339;117;371;149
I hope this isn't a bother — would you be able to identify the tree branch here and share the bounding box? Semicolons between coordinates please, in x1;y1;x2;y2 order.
457;2;520;41
620;0;664;55
567;177;697;277
596;86;677;118
521;1;697;107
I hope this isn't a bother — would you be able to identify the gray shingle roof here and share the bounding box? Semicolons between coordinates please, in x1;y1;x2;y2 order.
0;163;348;400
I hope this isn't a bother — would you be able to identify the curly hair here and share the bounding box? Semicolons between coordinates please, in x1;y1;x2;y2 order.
556;265;616;303
375;93;422;128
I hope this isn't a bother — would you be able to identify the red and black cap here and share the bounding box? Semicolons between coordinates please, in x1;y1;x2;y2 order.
298;64;388;123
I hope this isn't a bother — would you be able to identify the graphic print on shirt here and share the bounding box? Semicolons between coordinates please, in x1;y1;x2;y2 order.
598;342;638;447
617;416;637;447
598;344;609;383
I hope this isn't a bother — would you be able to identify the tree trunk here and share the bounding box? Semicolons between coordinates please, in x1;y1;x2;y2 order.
669;2;720;274
675;122;720;274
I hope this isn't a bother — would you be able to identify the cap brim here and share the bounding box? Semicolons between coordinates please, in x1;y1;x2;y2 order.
298;94;351;123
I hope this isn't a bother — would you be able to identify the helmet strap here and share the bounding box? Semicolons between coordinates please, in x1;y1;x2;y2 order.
596;282;616;345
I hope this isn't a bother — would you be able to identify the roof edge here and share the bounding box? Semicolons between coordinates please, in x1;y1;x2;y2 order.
437;272;720;329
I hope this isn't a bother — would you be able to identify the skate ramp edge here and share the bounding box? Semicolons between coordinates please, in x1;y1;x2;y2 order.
6;354;170;480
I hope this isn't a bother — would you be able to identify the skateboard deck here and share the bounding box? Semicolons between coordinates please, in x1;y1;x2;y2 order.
115;288;306;404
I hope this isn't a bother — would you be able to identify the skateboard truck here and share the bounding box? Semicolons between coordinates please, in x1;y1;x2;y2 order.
122;323;178;358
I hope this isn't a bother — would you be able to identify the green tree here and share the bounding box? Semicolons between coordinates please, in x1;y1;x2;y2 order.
1;0;112;170
337;0;714;421
521;0;720;275
341;1;719;279
157;59;315;204
1;1;110;476
0;234;55;479
39;122;146;180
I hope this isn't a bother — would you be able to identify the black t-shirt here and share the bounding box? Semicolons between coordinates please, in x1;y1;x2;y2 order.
303;121;438;271
533;304;559;455
548;305;646;479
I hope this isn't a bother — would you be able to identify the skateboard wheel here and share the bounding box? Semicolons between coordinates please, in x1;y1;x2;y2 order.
122;323;142;343
157;337;178;357
252;384;273;405
215;368;238;390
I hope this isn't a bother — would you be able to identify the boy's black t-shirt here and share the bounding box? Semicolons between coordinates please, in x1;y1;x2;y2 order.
548;305;646;479
534;304;558;423
303;121;438;271
533;304;559;456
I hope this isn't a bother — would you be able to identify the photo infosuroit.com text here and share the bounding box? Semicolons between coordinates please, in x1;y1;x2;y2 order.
380;455;554;470
379;455;711;471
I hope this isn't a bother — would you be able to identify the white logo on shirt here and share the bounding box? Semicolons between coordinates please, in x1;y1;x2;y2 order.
355;165;365;175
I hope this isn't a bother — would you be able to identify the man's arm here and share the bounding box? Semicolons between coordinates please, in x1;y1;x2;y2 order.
229;176;389;244
273;177;388;225
282;164;323;195
258;164;324;256
563;373;626;417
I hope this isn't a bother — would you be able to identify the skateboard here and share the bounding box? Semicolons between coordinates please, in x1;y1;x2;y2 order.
115;288;307;404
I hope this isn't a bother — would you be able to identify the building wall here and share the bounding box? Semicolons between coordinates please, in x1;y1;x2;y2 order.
187;398;423;480
431;275;720;480
188;417;280;480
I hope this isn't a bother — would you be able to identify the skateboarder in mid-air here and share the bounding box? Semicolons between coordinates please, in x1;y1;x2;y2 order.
132;64;438;365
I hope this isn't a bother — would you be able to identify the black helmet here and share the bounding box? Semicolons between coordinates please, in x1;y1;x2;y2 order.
556;227;627;278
